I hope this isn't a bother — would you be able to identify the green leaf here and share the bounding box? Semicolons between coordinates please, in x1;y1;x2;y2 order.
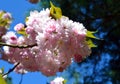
86;30;98;39
0;17;11;28
0;11;4;18
0;67;4;74
0;19;8;27
86;39;97;48
17;28;27;36
63;79;67;84
0;75;6;84
50;1;62;19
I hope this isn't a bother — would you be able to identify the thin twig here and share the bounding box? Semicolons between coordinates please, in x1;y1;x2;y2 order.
2;62;20;77
19;74;24;84
0;42;37;48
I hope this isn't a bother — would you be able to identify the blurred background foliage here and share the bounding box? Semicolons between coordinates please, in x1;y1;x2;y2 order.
38;0;120;84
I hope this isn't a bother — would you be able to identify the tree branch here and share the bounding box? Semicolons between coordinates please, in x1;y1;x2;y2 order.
2;62;20;77
0;42;37;48
19;74;23;84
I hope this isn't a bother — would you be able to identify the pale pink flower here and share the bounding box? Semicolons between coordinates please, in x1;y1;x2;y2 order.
25;26;34;34
50;77;64;84
14;23;24;31
2;31;17;44
2;12;12;20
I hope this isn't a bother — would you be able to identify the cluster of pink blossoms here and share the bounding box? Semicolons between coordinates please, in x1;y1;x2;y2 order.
0;10;12;41
2;8;91;76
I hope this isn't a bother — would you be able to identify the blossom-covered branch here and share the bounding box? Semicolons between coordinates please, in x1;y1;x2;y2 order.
0;2;97;76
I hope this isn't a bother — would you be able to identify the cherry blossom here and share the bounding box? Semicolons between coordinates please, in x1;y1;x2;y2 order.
50;77;65;84
1;8;92;76
0;10;12;41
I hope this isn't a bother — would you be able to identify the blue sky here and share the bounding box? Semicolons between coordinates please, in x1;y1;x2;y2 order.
0;0;39;29
0;0;48;84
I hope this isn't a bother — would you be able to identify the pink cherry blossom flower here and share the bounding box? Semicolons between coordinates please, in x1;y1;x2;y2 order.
14;23;24;31
50;77;65;84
